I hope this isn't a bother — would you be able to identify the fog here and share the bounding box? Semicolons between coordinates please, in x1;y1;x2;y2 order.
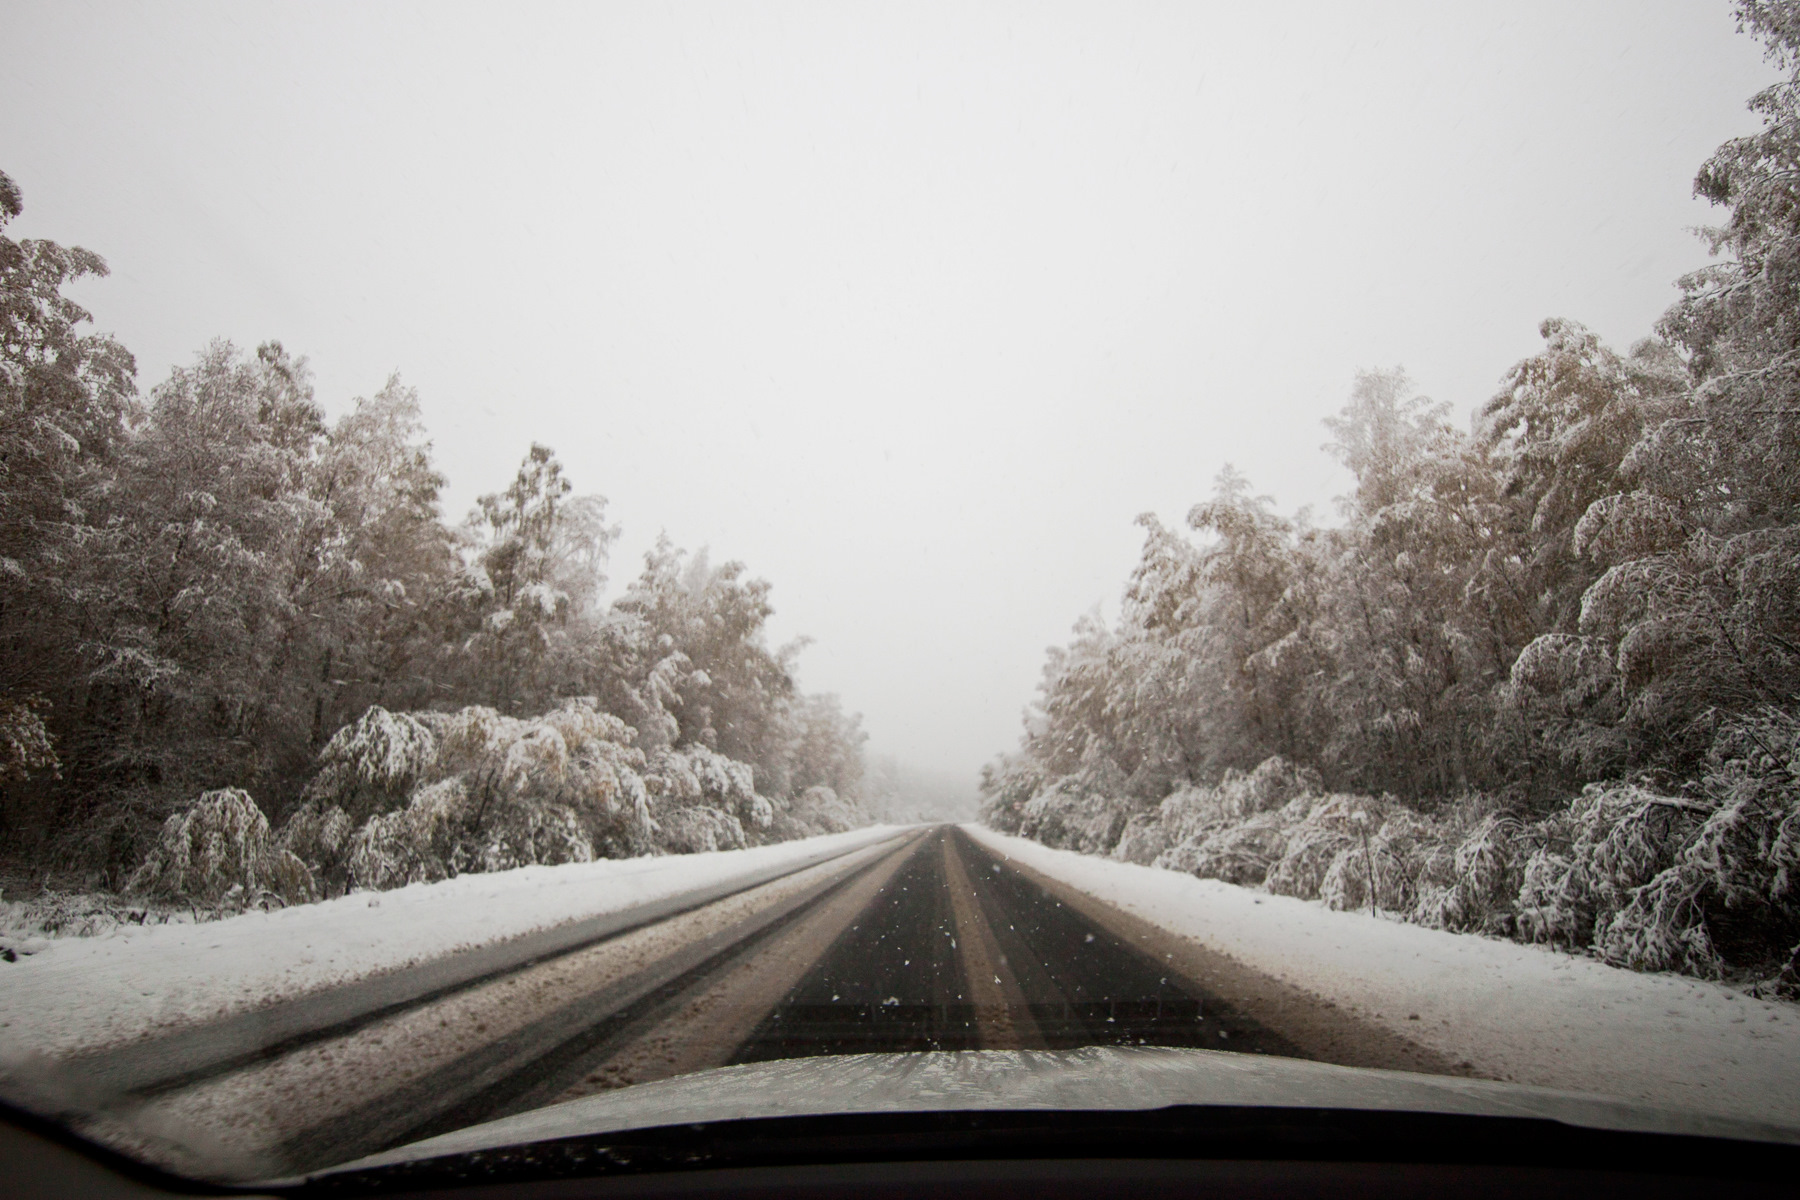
0;0;1779;788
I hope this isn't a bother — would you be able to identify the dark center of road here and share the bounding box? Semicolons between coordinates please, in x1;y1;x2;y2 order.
733;828;1303;1060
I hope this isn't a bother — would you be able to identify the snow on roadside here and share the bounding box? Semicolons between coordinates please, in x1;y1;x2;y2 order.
0;826;906;1059
963;823;1800;1126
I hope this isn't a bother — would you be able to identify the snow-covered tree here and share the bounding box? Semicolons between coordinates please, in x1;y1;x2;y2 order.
457;442;617;717
0;168;135;850
0;165;867;890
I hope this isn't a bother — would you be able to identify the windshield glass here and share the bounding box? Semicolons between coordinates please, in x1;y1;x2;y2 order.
2;0;1798;1186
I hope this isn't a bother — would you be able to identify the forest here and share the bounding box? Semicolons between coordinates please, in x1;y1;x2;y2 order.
982;2;1800;995
0;170;872;920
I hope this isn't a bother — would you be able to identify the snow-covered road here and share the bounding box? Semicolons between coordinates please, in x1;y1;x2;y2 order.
3;821;1797;1181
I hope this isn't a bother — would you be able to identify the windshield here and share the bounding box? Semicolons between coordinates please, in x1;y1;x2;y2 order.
1;0;1798;1187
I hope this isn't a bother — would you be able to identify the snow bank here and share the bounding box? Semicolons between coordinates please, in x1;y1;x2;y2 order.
963;823;1800;1126
0;826;906;1058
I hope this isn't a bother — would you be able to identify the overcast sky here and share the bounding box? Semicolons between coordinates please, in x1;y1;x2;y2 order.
0;1;1782;788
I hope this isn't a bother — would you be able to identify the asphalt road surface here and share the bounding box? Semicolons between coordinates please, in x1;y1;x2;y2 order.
87;826;1465;1177
733;827;1302;1060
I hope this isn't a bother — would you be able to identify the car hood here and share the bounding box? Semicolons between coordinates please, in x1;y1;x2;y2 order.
330;1045;1800;1174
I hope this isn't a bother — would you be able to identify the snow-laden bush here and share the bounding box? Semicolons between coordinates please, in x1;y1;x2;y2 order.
1005;748;1779;985
1111;813;1169;864
1513;813;1583;946
1591;710;1800;981
278;699;660;891
1139;759;1327;882
1215;756;1321;820
128;788;311;906
1514;783;1703;952
803;784;866;834
1410;810;1525;934
1263;795;1365;899
1598;860;1719;976
344;778;471;889
454;790;596;878
274;802;355;895
1158;783;1233;846
304;706;437;821
1157;808;1292;885
1319;807;1438;914
125;698;815;908
1010;732;1800;991
644;743;771;846
634;742;797;855
457;702;655;864
655;805;748;853
1018;778;1133;854
772;785;867;840
424;701;653;844
977;754;1046;835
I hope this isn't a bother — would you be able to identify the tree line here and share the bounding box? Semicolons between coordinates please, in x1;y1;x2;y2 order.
0;170;868;901
982;1;1800;991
